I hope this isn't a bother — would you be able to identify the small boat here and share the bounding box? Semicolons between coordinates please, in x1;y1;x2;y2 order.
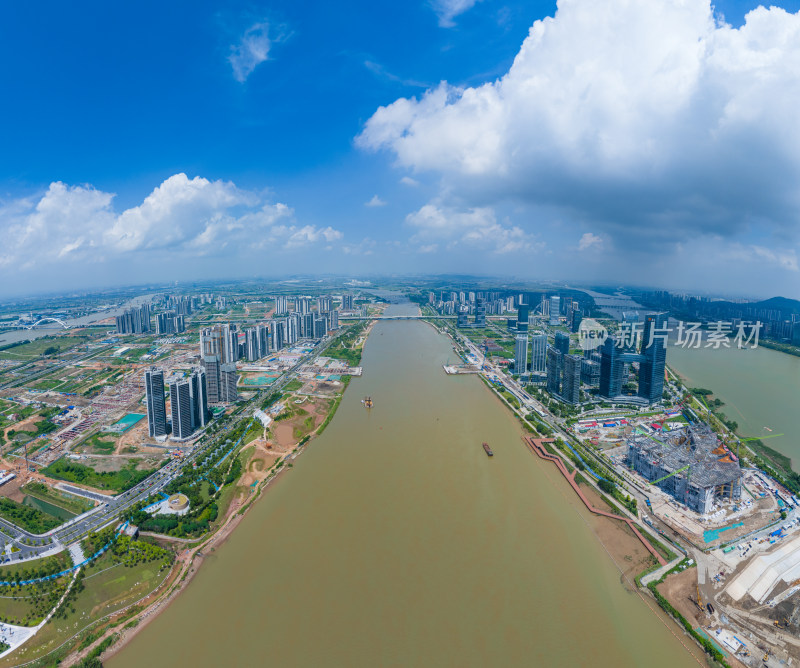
482;442;493;457
362;396;373;409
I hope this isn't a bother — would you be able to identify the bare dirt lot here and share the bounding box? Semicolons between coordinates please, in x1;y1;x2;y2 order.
3;414;43;441
659;567;705;628
299;378;342;398
271;396;331;450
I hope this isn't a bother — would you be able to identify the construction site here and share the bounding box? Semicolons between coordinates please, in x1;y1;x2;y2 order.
627;424;743;515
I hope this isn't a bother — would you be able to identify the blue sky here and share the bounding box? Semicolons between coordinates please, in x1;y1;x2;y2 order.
2;0;800;298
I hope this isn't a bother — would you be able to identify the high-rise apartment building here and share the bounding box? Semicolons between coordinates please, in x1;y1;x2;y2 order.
155;312;174;336
220;363;238;403
638;313;668;403
474;298;486;327
274;296;289;316
540;295;550;317
317;296;332;313
530;332;547;373
272;321;285;351
580;359;601;387
514;334;528;374
116;304;152;335
145;367;167;437
546;346;562;395
599;337;624;398
245;328;258;361
189;368;208;430
549;295;561;326
170;379;193;439
301;313;314;338
554;331;570;355
202;356;221;404
314;317;328;339
562;355;582;404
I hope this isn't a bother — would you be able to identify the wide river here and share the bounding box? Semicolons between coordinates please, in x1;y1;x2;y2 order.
111;302;694;667
669;343;800;466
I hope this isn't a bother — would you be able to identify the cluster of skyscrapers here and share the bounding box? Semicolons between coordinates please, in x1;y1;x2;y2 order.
470;291;666;407
456;298;487;328
432;291;514;317
156;312;185;335
599;313;668;404
116;294;199;336
544;332;583;403
145;366;208;440
115;304;152;334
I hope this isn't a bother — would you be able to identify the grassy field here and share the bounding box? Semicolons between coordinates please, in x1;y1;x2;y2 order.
0;336;89;361
0;498;61;534
283;378;303;392
0;548;172;667
242;421;263;445
0;552;70;582
750;439;794;476
22;482;94;515
28;377;68;391
0;578;70;626
42;459;158;494
79;433;117;454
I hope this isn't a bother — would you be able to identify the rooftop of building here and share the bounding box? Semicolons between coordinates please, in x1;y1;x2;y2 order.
628;423;742;488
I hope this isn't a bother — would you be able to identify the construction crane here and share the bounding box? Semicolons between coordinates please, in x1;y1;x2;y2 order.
737;433;784;460
650;464;691;486
741;434;784;442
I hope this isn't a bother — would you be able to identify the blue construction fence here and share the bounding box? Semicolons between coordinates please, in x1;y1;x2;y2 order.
213;417;256;469
0;522;128;587
563;441;603;481
142;492;169;513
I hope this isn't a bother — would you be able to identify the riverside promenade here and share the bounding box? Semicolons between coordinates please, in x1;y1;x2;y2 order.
524;437;667;567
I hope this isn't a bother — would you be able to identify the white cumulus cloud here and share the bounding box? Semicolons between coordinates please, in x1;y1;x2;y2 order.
406;203;537;253
358;0;800;254
229;21;275;82
0;174;343;272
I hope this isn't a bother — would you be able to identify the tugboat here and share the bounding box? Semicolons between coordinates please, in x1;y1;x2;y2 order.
362;396;373;409
482;442;493;457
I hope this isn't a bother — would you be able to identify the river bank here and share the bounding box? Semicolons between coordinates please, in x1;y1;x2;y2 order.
0;322;371;667
426;318;714;665
107;303;696;668
668;343;800;466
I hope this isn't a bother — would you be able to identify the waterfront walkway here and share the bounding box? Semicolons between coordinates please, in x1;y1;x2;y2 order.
525;437;667;567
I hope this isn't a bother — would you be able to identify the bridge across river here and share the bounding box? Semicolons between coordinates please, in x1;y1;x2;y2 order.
340;315;456;320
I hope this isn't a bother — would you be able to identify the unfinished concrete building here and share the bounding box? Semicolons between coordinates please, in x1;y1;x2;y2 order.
627;423;742;514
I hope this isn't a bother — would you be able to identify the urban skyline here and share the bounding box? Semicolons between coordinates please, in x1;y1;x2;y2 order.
3;0;800;664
